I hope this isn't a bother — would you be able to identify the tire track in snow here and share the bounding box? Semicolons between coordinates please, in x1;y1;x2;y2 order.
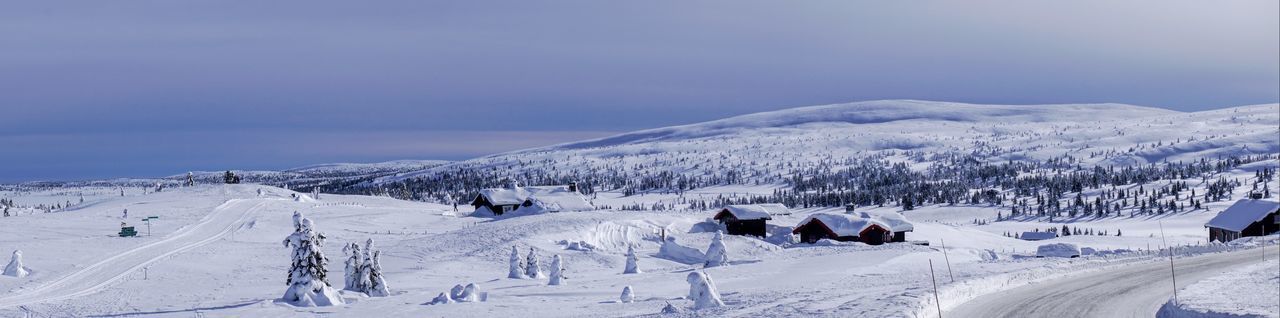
0;199;271;309
946;247;1269;318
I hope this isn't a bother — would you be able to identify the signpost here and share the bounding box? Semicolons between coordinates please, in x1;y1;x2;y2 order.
143;216;159;236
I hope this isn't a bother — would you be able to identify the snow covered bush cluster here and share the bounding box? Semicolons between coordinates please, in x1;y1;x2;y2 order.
280;211;345;307
506;246;568;286
343;238;389;297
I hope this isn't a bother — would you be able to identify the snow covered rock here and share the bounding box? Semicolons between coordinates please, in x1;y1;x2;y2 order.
548;254;565;286
623;245;641;274
661;302;684;314
430;292;455;305
704;231;729;268
450;284;465;300
508;246;526;279
3;250;28;278
1036;243;1082;258
620;285;635;303
458;283;481;302
686;272;725;309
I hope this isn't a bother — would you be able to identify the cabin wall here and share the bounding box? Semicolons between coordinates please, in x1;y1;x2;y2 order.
725;219;767;237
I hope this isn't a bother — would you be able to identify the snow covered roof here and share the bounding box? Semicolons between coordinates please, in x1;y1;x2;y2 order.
1205;199;1280;232
1020;231;1057;241
716;205;774;221
476;185;569;206
865;211;914;232
526;189;595;212
757;203;791;216
795;213;891;237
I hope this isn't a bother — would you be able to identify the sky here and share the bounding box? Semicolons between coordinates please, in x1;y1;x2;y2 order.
1;1;1277;182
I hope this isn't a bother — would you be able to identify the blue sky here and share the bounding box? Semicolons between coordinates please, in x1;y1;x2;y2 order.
2;1;1277;182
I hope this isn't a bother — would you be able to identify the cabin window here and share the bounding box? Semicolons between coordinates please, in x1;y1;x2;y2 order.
502;205;514;213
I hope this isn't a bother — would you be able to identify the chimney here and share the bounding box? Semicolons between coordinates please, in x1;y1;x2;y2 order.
844;204;856;214
505;179;519;190
568;182;578;193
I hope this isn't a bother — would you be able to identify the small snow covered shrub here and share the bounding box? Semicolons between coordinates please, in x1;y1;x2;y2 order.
3;250;28;278
525;248;543;278
620;286;635;303
548;254;565;286
686;271;724;309
623;245;641;274
508;246;526;279
704;231;729;268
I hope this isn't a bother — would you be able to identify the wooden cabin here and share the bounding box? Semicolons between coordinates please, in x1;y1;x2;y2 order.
1205;199;1280;242
792;213;893;245
713;205;775;237
471;183;591;216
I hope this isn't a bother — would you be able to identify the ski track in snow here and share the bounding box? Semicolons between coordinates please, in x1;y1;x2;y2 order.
0;199;271;309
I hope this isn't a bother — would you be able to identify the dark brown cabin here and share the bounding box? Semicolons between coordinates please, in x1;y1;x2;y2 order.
792;215;892;245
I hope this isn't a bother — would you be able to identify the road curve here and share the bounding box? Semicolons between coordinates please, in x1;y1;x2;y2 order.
0;199;269;309
946;247;1269;318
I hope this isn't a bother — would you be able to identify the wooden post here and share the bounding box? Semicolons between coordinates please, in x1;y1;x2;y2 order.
1160;221;1178;305
929;259;942;318
941;239;955;282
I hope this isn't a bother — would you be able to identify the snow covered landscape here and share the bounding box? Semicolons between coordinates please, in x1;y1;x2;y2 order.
3;2;1277;317
0;100;1276;317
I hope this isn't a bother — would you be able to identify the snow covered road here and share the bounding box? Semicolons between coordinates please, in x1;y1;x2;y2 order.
946;247;1270;318
0;198;270;309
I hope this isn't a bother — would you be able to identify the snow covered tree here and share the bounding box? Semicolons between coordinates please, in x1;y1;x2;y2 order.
342;242;364;292
367;250;390;297
508;245;526;279
704;231;728;268
525;248;543;278
281;212;344;306
3;250;28;277
620;285;635;303
686;271;724;309
548;254;565;286
623;245;641;274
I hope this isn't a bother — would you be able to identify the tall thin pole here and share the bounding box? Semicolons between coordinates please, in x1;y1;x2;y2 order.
1160;221;1178;305
929;259;943;318
940;239;954;282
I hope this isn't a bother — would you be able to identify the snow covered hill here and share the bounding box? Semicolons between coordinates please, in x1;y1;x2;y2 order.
378;100;1277;189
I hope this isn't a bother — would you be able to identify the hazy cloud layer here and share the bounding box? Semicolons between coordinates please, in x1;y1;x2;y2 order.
1;1;1276;181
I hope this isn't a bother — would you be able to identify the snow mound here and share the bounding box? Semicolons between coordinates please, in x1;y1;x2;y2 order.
657;236;707;265
1035;243;1081;258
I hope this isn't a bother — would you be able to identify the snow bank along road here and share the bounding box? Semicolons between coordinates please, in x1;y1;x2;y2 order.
946;247;1270;318
0;199;270;308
